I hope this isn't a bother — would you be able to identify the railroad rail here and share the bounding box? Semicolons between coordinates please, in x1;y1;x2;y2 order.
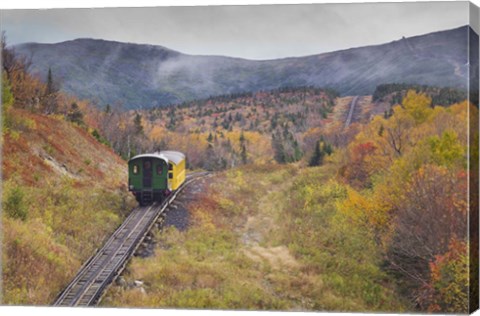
344;95;360;128
53;172;208;307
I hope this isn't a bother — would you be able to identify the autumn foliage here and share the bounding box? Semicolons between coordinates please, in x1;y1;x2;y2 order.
427;239;469;313
338;91;474;312
1;30;475;312
139;87;338;169
1;34;135;304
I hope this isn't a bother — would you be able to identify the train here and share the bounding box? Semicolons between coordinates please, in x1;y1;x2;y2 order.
128;150;186;205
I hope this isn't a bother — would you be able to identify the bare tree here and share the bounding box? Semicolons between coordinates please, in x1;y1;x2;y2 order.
387;165;467;305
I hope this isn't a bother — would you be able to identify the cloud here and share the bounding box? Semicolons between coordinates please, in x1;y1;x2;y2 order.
2;2;468;60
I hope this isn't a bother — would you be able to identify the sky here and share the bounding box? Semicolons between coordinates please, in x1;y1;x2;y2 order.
0;1;473;60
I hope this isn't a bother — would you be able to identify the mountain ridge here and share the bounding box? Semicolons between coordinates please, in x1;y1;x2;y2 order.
14;24;469;62
14;25;475;109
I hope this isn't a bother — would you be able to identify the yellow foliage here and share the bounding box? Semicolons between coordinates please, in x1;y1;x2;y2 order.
2;216;79;304
338;187;390;230
227;169;247;188
402;90;432;124
302;185;316;209
9;130;20;140
149;125;166;141
193;209;216;231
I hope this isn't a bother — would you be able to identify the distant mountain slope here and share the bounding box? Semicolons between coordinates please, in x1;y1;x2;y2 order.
14;26;475;109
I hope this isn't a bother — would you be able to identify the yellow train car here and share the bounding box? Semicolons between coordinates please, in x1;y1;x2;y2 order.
160;150;186;191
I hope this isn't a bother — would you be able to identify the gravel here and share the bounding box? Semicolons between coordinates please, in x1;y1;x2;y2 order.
134;176;210;258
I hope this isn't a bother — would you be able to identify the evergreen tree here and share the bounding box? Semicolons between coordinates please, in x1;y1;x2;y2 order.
134;112;144;135
240;131;247;164
43;67;59;114
378;124;385;137
235;112;243;122
272;132;286;164
166;108;176;130
239;131;245;143
207;132;213;143
293;140;303;161
66;102;84;125
324;143;333;156
309;140;325;167
204;142;216;170
45;68;55;95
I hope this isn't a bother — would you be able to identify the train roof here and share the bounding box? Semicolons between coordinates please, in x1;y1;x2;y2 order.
128;152;168;162
159;151;185;165
128;151;185;165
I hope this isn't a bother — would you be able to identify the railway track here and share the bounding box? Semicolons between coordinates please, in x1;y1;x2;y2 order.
53;172;208;307
344;95;360;128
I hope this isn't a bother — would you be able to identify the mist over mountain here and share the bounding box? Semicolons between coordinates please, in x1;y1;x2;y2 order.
14;26;475;109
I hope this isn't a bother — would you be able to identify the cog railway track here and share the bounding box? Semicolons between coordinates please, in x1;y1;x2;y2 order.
344;95;360;128
53;172;208;307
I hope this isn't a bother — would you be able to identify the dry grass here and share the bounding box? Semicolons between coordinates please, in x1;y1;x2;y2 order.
243;246;300;270
2;108;136;304
104;163;404;312
330;96;354;124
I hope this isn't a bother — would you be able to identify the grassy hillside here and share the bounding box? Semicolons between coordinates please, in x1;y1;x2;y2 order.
104;90;475;313
103;164;405;312
1;108;136;304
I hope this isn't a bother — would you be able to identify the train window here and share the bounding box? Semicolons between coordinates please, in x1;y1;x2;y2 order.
168;163;173;171
157;165;163;175
133;164;138;174
144;161;151;170
169;173;173;179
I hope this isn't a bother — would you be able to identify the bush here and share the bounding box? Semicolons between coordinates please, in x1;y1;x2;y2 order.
424;239;469;313
4;185;28;221
91;129;111;147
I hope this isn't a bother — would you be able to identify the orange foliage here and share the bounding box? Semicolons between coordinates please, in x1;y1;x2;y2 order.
424;239;468;313
2;108;125;188
341;142;378;188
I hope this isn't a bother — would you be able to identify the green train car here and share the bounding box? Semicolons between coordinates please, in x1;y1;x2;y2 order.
128;151;186;205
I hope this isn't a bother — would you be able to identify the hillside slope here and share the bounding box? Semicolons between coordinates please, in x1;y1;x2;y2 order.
2;108;135;304
14;26;475;109
104;165;406;312
105;92;474;313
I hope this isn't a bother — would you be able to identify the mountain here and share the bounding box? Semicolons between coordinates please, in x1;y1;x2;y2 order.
14;26;475;109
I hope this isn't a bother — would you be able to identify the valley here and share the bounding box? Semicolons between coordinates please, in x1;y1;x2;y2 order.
1;23;477;313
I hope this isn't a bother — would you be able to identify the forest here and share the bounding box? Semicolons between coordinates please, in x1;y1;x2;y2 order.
104;90;476;313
